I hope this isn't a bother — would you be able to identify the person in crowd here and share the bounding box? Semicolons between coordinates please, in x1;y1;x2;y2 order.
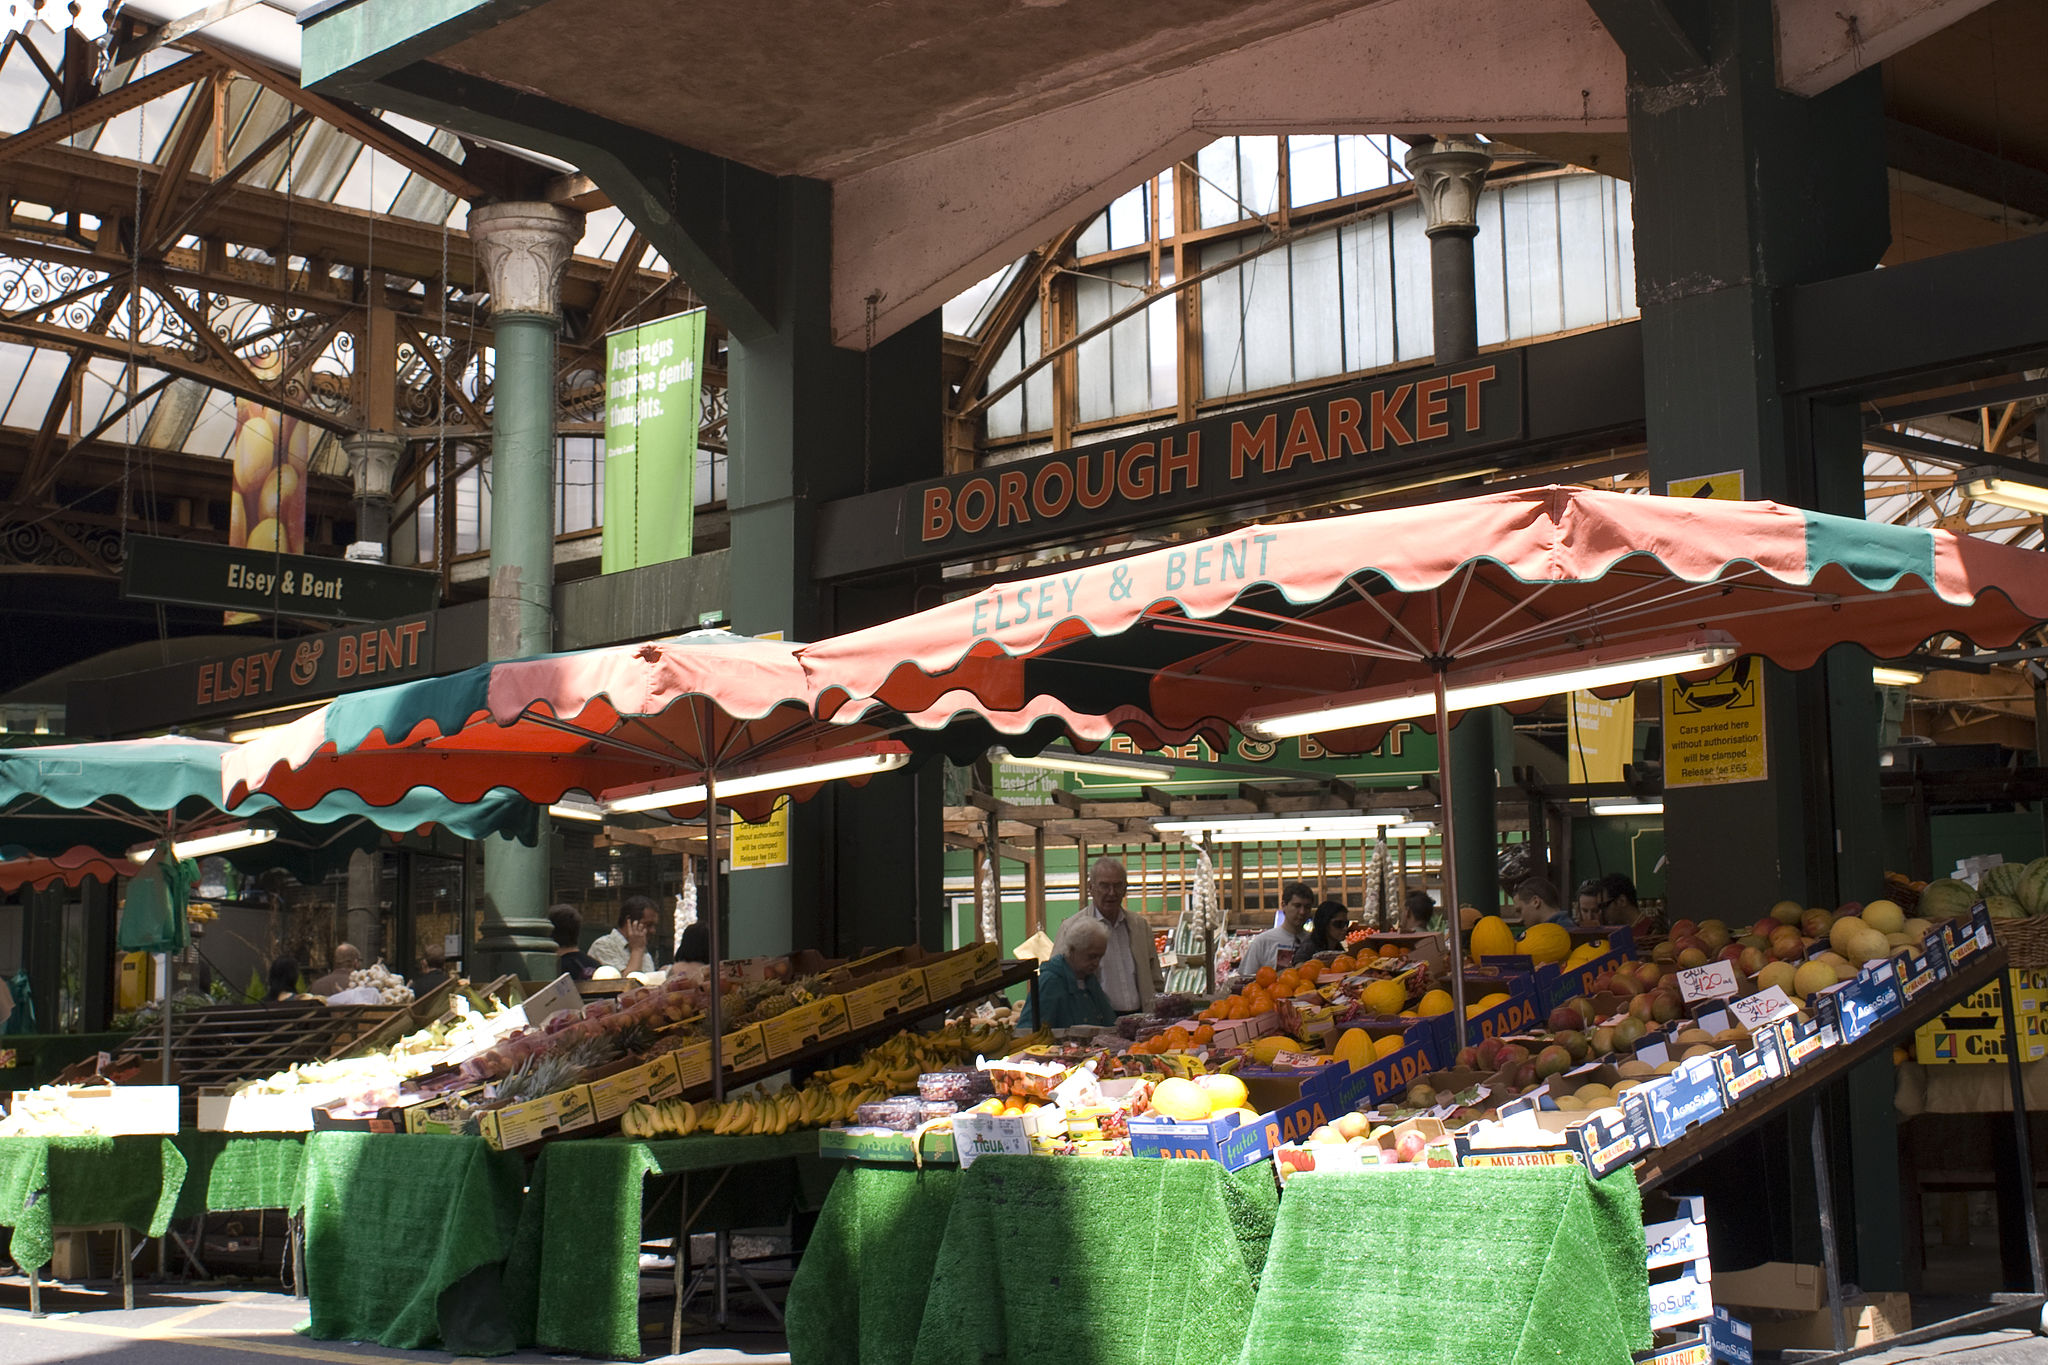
1513;876;1570;925
264;956;307;1003
591;895;660;974
1079;856;1163;1015
1402;889;1447;934
1238;882;1318;980
675;921;710;965
548;905;601;982
308;943;360;997
1306;900;1353;955
0;974;11;1029
1019;916;1118;1030
410;942;451;997
1575;879;1608;926
1601;874;1660;932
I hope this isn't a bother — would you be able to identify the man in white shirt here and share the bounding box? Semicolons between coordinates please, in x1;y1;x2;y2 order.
591;896;660;974
1236;882;1318;981
1078;857;1162;1015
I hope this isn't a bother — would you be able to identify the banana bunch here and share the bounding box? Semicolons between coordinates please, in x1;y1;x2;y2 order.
620;1081;889;1139
813;1025;1056;1090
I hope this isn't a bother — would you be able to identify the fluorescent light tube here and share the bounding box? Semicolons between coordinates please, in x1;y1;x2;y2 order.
992;747;1177;781
602;745;910;814
547;799;606;822
1959;467;2048;516
1241;634;1739;740
130;824;278;862
1871;666;1924;687
1590;801;1665;816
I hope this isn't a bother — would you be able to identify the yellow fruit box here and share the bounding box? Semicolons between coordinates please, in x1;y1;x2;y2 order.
664;1042;710;1093
477;1092;563;1150
1915;1007;2048;1065
586;1056;679;1123
762;996;851;1059
920;942;1002;1001
719;1023;768;1075
842;969;931;1031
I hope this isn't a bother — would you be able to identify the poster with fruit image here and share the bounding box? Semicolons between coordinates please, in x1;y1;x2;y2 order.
224;392;314;622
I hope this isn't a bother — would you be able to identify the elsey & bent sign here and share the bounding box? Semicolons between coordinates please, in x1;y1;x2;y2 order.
914;353;1523;550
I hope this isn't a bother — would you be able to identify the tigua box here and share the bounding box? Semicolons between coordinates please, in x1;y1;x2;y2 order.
1813;959;1904;1044
762;995;851;1059
1272;1117;1454;1183
1571;1104;1655;1178
841;969;930;1031
1622;1053;1727;1146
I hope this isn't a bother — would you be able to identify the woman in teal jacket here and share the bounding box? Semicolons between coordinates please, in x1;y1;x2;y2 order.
1020;915;1118;1029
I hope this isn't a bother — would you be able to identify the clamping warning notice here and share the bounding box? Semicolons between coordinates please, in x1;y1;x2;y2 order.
1664;658;1768;787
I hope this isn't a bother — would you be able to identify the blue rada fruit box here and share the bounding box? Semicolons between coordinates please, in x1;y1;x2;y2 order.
1814;959;1904;1044
1464;976;1543;1047
1128;1108;1273;1170
1537;928;1637;1014
1621;1053;1727;1146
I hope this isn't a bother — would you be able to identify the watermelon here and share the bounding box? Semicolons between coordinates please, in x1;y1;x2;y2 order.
2019;857;2048;917
1981;862;2026;901
1987;895;2028;920
1918;878;1981;920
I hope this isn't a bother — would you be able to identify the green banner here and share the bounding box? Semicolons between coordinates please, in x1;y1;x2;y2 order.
1008;726;1440;800
603;309;706;572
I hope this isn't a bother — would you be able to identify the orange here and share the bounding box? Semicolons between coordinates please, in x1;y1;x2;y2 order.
1255;966;1277;987
1380;944;1405;958
1273;973;1299;995
1192;1025;1214;1045
1297;961;1324;983
1329;955;1357;973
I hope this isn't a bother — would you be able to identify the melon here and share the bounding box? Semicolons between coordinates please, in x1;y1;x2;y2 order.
2020;857;2048;916
1843;926;1891;964
1986;895;2028;920
1793;960;1839;998
1522;922;1571;966
1981;862;2026;901
1828;915;1868;955
1150;1077;1215;1121
1469;915;1516;960
1918;878;1980;920
1333;1028;1376;1071
1861;899;1905;935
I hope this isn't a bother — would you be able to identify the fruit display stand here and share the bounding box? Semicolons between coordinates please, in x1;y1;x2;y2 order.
503;1130;824;1359
164;1132;309;1288
297;1130;525;1355
0;1134;189;1316
788;1153;1278;1365
1239;1166;1651;1364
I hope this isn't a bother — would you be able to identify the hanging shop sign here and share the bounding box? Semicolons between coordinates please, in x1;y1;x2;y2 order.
121;535;440;624
1663;659;1768;787
1666;470;1746;501
1017;727;1440;800
603;309;707;573
66;612;438;736
912;352;1524;552
1567;689;1636;784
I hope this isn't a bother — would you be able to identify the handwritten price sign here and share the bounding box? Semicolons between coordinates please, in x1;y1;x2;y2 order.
1675;960;1742;1003
1728;987;1799;1031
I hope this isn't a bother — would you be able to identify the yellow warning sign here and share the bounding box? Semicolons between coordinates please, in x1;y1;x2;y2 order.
731;801;790;870
1666;470;1746;501
1663;658;1768;787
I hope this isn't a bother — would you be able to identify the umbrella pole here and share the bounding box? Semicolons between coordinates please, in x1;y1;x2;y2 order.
706;773;724;1103
1435;666;1467;1034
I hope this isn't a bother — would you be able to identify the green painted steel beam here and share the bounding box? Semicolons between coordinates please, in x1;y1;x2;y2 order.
300;0;552;88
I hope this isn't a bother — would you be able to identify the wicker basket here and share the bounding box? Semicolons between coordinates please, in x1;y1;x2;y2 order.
1991;916;2048;970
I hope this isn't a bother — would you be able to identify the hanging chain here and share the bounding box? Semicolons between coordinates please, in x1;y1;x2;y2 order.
120;69;143;546
437;186;450;568
862;292;878;494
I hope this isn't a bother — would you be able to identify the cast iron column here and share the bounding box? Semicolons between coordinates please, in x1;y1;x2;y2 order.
1405;135;1504;915
468;200;583;979
340;430;404;561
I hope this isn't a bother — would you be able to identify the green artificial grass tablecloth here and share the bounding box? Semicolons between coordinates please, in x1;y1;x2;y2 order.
503;1130;820;1358
170;1132;306;1219
298;1131;524;1355
0;1135;187;1274
787;1163;965;1365
1238;1167;1651;1365
905;1156;1279;1365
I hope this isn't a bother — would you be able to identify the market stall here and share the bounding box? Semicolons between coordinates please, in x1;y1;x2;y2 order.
0;1134;187;1314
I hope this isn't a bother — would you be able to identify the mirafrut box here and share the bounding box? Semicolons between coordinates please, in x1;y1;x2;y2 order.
762;995;850;1059
1271;1117;1456;1183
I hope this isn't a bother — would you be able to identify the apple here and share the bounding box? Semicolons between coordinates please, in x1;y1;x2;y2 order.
1737;946;1768;975
1697;922;1731;952
1651;993;1684;1024
1718;945;1745;965
1669;918;1698;940
1801;907;1835;939
1568;997;1598;1027
1677;947;1708;969
1635;964;1665;991
1752;917;1780;938
1549;1005;1584;1032
1652;940;1677;965
1629;994;1657;1022
1556;1029;1589;1062
1535;1044;1574;1078
1769;899;1805;925
1455;1046;1481;1070
1394;1130;1429;1163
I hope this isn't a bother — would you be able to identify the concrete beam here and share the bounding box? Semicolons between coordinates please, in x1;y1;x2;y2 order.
1774;0;1999;97
1582;0;1707;83
830;0;1627;346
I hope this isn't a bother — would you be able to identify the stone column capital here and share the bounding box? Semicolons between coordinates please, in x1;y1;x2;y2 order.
467;201;584;320
340;429;406;501
1403;136;1494;238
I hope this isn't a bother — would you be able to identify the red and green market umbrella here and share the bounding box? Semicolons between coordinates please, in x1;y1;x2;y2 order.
799;486;2048;1018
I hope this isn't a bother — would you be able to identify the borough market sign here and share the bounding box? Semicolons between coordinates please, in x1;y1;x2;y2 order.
912;352;1524;552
